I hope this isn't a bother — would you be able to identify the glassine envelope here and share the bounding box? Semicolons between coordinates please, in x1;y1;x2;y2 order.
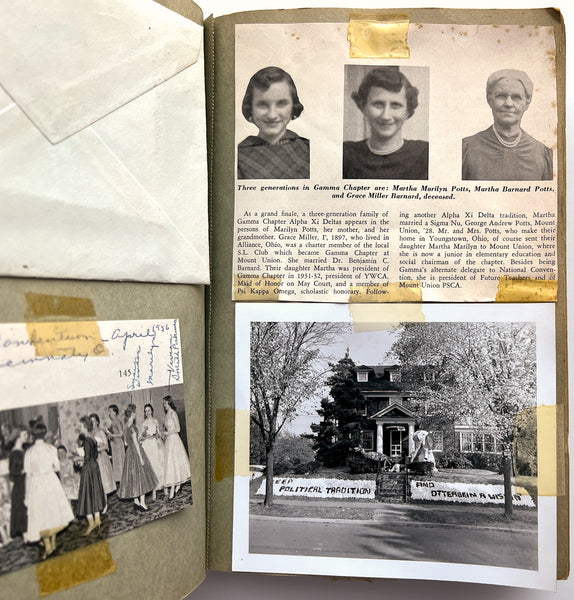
0;0;209;284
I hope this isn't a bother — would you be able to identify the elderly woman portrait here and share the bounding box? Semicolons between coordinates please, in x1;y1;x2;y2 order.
237;66;310;179
462;69;553;181
343;66;429;180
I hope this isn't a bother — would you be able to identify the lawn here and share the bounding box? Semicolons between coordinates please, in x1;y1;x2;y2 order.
250;466;538;528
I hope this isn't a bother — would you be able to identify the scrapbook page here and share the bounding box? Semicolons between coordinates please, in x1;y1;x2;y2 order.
231;17;561;303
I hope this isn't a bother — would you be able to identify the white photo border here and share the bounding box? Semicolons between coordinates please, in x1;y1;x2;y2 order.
233;302;557;590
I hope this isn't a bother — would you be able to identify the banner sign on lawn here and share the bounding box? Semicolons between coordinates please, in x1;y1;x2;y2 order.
410;480;536;507
256;478;375;499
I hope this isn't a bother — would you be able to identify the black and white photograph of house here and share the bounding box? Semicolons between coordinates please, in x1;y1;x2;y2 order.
234;303;557;588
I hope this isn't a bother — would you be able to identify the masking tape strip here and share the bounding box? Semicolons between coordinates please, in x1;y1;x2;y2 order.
215;409;252;481
36;541;116;596
536;405;562;497
235;409;252;478
349;281;423;304
25;321;109;358
24;292;97;320
234;274;281;301
215;408;235;481
348;14;410;59
349;303;425;332
496;277;558;302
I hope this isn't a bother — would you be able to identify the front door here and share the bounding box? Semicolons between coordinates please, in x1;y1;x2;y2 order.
390;429;403;458
382;425;405;458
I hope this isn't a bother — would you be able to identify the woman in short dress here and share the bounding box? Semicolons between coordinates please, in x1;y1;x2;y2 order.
119;404;158;511
139;404;164;501
77;417;106;535
106;404;125;484
9;427;28;540
90;413;116;499
24;422;74;558
162;396;191;500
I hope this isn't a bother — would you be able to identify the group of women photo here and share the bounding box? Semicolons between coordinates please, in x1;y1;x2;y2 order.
0;392;191;562
237;65;552;182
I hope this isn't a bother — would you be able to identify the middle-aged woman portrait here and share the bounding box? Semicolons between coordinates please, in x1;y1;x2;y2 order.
343;66;429;180
462;69;553;181
237;66;310;180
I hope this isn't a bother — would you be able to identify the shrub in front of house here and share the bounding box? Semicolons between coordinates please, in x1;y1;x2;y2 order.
407;461;435;476
292;460;322;475
347;451;379;474
465;452;503;473
273;433;317;475
434;450;473;469
516;456;537;476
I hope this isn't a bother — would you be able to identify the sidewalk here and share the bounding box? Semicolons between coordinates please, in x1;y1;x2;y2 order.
249;495;538;531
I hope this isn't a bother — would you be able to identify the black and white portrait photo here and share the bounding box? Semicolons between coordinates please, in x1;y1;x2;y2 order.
237;66;310;180
461;69;553;181
343;65;429;180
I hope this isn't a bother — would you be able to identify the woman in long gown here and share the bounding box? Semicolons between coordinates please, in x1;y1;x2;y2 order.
9;428;28;540
24;422;74;558
118;404;157;511
162;396;190;500
57;445;80;504
77;417;106;535
139;404;164;501
106;404;125;484
90;413;116;500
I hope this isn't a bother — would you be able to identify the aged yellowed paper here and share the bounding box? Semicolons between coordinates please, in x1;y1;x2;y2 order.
232;22;558;302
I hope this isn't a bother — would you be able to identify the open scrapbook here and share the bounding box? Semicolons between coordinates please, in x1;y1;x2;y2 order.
0;1;568;599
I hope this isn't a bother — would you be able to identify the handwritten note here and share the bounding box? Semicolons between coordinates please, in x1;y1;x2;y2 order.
0;319;183;411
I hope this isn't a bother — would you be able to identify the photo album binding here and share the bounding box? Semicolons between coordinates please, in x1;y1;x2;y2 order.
0;1;568;600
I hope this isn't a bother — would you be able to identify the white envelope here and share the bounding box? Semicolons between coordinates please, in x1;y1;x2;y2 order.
0;0;209;284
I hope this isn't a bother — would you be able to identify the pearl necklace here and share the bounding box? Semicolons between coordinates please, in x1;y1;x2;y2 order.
367;137;404;155
493;126;522;148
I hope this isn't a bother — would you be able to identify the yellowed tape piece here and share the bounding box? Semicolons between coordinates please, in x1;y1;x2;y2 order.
234;274;281;301
36;541;116;596
235;409;252;477
24;292;97;320
349;281;422;303
349;303;425;332
215;408;235;482
25;321;109;358
495;277;558;302
348;14;410;59
536;405;559;497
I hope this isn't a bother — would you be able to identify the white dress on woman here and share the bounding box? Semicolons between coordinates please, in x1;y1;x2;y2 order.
24;440;74;543
140;417;164;489
163;409;190;487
